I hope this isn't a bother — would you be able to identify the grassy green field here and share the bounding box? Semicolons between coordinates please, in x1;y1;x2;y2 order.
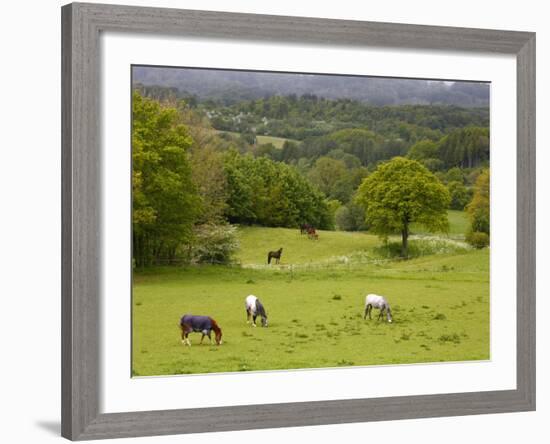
216;130;300;149
255;135;299;149
410;210;469;238
133;211;489;376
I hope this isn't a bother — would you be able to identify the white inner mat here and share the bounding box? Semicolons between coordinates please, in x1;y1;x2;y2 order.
100;32;516;413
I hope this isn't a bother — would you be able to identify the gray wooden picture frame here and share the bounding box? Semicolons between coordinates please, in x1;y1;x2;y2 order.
61;2;536;440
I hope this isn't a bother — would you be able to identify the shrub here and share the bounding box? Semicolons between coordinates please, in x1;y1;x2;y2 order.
466;231;489;249
447;181;473;210
374;237;470;259
190;224;239;264
335;203;368;231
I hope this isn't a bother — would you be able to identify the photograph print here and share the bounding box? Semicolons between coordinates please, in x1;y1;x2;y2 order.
131;66;490;377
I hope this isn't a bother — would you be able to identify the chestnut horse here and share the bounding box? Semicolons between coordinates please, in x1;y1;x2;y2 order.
180;314;223;346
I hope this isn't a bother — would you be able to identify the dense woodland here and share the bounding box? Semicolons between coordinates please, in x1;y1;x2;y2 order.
132;84;490;266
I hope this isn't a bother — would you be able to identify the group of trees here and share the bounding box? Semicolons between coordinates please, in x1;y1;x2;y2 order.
206;95;489;141
132;91;200;267
132;87;490;266
408;126;489;170
223;151;333;229
132;91;333;266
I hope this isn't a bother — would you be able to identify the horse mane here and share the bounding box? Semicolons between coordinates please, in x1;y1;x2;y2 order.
209;317;222;334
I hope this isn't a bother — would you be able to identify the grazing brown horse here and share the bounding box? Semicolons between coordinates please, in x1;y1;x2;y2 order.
267;247;283;264
180;314;223;346
307;227;319;240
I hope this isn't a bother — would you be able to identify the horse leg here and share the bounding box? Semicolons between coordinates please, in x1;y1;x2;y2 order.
364;305;368;319
378;308;384;321
246;308;251;324
252;314;257;327
181;326;191;346
200;333;205;345
367;304;372;320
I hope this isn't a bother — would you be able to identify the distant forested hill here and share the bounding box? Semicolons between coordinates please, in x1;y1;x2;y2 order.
132;66;489;107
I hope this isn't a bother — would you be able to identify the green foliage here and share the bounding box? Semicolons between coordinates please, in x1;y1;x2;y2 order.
356;157;450;257
438;127;489;169
466;169;490;235
188;143;228;224
466;231;490;249
132;91;201;266
407;139;439;161
335;203;368;231
206;95;488;141
445;167;466;184
223;151;333;229
447;181;473;210
190;224;240;264
308;157;348;198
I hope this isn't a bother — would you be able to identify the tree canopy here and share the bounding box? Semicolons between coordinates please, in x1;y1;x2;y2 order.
223;151;333;229
132;91;201;266
356;157;450;257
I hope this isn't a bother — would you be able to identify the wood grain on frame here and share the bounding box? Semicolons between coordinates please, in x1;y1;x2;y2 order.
61;2;535;440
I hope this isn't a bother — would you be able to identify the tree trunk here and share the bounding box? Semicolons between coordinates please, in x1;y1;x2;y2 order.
401;224;409;259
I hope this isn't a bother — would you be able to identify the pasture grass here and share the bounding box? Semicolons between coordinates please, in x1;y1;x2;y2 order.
133;223;489;376
215;130;300;149
255;135;299;149
410;210;469;238
236;227;380;266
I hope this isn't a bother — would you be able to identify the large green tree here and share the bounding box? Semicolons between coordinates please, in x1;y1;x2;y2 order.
356;157;450;258
132;91;200;266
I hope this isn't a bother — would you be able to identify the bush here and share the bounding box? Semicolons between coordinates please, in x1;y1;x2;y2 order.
335;203;367;231
374;237;470;259
190;224;240;264
447;181;473;210
466;231;489;249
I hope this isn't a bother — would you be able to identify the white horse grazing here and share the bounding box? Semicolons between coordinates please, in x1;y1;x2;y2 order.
364;294;393;323
245;295;268;327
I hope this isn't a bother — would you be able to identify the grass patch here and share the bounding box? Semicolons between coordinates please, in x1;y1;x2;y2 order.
439;333;461;344
132;225;489;376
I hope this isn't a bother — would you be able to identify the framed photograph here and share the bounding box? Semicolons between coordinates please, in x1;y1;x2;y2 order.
61;2;535;440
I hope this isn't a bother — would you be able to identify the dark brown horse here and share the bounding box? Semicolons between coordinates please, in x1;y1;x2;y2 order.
267;247;283;264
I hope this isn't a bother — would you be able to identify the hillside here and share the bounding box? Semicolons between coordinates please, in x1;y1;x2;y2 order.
133;65;490;107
